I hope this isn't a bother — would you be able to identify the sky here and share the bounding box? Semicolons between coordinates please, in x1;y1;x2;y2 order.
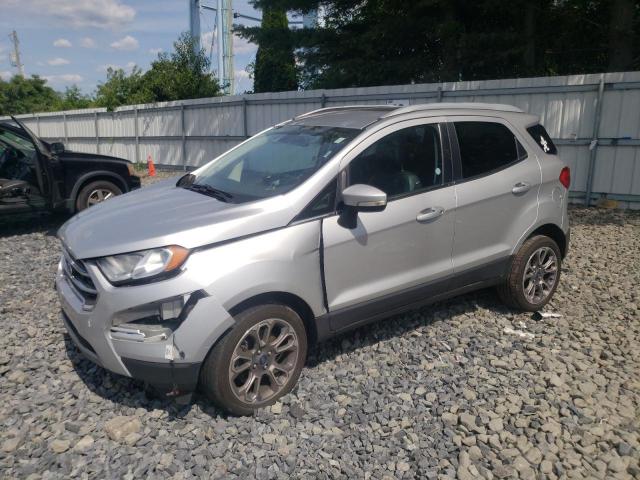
0;0;266;95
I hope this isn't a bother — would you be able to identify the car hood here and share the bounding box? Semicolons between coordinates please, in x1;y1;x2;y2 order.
57;150;130;163
58;180;294;259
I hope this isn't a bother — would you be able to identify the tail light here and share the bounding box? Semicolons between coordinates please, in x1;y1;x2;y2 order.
559;167;570;189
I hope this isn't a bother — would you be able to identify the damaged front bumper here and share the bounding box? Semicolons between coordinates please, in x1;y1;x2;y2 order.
55;249;234;398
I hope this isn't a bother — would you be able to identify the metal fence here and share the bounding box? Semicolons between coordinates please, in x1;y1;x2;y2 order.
4;71;640;208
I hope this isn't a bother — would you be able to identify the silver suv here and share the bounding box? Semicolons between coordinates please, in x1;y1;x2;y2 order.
56;103;570;415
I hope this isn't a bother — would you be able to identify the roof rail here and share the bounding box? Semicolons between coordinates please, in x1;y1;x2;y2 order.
381;102;523;119
294;105;395;121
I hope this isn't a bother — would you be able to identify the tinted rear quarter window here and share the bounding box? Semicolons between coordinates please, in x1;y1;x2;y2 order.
527;124;557;155
454;122;527;179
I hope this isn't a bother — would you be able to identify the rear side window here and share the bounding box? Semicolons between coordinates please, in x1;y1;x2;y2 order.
527;124;557;155
454;122;527;179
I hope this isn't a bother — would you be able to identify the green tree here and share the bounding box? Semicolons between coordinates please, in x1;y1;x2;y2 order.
250;0;640;88
95;33;220;110
0;75;60;115
94;66;151;111
238;7;298;92
56;85;94;111
143;33;221;102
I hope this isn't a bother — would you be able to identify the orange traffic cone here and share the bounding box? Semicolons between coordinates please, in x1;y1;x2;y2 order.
147;154;156;177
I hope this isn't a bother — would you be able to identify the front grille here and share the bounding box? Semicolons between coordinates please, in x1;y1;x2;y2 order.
61;248;97;306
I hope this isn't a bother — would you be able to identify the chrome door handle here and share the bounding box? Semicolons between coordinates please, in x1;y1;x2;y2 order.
416;207;445;223
512;182;531;194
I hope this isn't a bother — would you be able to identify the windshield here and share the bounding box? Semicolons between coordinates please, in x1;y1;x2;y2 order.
190;125;359;202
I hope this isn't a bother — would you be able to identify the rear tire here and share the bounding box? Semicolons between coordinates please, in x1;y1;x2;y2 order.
200;304;307;416
76;180;122;212
498;235;562;311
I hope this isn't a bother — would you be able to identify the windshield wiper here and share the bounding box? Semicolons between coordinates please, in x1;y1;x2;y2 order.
184;183;233;202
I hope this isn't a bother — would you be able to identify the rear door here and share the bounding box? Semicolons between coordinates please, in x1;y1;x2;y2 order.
322;118;456;329
448;118;541;275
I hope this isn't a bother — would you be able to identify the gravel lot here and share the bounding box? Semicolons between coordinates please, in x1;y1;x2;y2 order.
0;179;638;479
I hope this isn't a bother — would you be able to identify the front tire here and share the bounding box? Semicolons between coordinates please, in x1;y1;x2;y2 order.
200;304;307;416
498;235;562;311
76;180;122;211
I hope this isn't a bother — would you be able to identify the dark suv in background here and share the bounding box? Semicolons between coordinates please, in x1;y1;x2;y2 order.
0;117;140;216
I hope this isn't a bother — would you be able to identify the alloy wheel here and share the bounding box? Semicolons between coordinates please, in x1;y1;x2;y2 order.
228;318;300;404
522;246;558;304
87;188;114;206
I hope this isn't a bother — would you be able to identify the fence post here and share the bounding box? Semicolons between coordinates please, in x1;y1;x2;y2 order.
62;113;68;144
94;112;100;154
585;76;605;207
36;115;40;136
134;107;140;164
437;86;443;102
320;93;326;108
242;97;248;138
181;104;186;171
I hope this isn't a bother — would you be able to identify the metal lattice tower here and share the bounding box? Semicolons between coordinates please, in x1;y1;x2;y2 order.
220;0;234;95
189;0;234;95
9;30;25;77
189;1;318;94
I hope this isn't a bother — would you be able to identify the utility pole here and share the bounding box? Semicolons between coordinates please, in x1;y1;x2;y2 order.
9;30;25;77
189;1;310;95
198;0;234;95
216;0;224;92
189;0;201;54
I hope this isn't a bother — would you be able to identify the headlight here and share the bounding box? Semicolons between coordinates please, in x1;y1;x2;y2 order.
96;245;189;285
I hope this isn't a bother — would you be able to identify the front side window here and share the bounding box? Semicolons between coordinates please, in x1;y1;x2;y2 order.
347;124;443;199
454;121;527;179
0;129;38;183
192;125;359;203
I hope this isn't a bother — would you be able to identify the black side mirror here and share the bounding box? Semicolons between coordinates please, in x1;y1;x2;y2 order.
0;180;30;198
50;142;65;155
338;184;388;229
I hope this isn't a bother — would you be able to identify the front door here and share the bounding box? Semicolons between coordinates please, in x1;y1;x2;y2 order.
0;127;47;214
322;119;456;331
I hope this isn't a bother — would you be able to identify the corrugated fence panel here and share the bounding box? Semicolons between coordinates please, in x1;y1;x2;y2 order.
2;71;639;207
66;139;98;154
186;104;242;136
98;140;136;160
138;107;182;137
66;114;96;139
38;116;66;139
138;139;183;166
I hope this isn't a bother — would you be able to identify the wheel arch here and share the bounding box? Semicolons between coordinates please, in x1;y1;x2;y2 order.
70;171;128;210
228;291;318;346
524;223;568;258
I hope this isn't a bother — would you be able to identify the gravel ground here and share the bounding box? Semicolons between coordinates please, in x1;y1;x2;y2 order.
0;181;638;479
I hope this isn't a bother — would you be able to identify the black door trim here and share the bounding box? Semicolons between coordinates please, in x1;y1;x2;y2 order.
315;256;511;342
